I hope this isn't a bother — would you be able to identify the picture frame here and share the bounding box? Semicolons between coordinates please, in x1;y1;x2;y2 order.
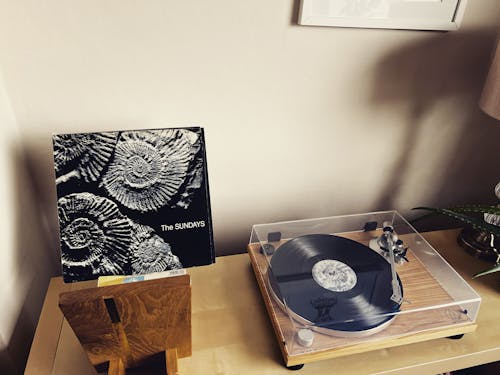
298;0;468;31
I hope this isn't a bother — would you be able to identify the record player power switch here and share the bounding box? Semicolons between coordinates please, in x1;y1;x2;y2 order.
297;328;314;347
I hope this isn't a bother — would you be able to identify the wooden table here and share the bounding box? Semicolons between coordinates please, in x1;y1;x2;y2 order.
25;229;500;374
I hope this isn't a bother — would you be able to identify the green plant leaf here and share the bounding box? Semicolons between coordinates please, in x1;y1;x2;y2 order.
473;263;500;278
412;207;500;237
448;205;500;215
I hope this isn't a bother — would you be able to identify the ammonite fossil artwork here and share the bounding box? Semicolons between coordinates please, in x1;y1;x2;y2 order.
130;223;183;274
101;129;197;212
53;132;118;184
53;127;214;283
58;192;132;280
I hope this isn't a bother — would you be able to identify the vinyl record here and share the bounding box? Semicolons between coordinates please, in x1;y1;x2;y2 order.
268;234;402;336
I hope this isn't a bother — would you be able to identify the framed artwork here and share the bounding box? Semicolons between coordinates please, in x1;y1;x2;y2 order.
299;0;467;31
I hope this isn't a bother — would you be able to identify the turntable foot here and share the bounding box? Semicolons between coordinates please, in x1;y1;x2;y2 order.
447;334;464;340
286;364;304;370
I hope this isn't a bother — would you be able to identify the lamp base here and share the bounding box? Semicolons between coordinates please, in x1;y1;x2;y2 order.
458;227;499;262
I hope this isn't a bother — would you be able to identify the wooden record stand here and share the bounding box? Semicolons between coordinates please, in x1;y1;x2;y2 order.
59;274;191;375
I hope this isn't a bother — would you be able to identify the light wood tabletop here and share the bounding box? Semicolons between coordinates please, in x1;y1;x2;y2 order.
25;229;500;374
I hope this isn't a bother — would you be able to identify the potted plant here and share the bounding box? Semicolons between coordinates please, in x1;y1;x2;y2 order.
413;205;500;277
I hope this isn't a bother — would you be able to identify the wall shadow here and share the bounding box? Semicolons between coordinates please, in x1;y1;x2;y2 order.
22;136;62;264
4;138;60;374
290;0;301;25
1;275;49;375
0;348;16;375
369;30;500;230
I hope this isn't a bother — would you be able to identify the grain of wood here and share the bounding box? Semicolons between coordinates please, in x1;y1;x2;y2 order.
108;358;125;375
59;274;191;372
166;348;179;375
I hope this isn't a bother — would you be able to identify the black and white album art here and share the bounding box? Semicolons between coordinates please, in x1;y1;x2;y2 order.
53;127;214;282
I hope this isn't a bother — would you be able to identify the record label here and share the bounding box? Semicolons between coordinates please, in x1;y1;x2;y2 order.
312;260;357;292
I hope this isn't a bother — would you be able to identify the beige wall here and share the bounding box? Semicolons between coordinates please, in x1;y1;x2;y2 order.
0;69;20;374
0;70;59;373
1;1;500;372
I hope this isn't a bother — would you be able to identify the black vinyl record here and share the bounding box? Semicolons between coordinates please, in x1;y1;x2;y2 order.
268;234;402;335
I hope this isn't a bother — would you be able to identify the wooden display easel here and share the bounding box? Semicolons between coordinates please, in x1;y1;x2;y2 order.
59;274;191;374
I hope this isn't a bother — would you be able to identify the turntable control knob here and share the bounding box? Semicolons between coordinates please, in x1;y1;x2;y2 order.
297;328;314;347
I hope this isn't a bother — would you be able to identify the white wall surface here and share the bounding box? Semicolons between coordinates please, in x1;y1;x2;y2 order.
0;0;500;372
0;69;59;373
0;69;20;374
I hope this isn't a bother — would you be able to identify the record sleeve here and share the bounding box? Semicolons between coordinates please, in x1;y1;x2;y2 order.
53;127;215;282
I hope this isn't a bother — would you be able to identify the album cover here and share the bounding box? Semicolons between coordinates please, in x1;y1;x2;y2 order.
53;127;214;282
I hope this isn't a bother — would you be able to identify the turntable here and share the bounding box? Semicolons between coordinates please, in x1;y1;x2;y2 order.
247;211;481;369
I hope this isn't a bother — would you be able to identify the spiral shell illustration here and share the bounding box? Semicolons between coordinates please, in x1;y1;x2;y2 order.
58;192;132;278
130;223;182;274
53;132;118;183
101;129;196;212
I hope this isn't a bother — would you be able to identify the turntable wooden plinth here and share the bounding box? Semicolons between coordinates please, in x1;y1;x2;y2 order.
247;230;477;367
